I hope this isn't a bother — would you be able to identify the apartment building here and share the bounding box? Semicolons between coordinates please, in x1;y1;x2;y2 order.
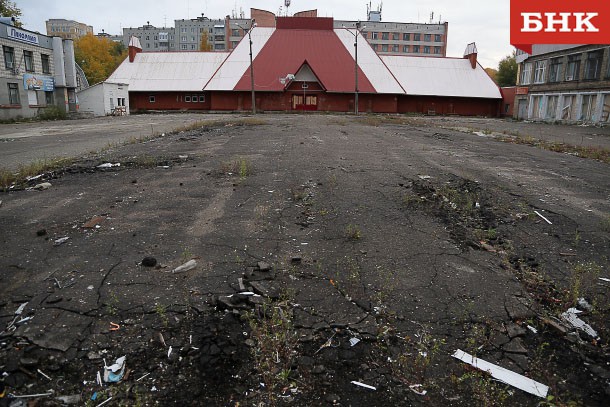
123;15;251;52
514;45;610;123
1;19;78;119
46;19;93;40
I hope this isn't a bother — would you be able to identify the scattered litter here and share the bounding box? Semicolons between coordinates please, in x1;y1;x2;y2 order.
54;237;70;246
172;259;197;273
409;384;428;396
9;392;54;398
168;346;173;358
534;210;552;225
238;277;246;291
561;308;599;339
577;298;593;312
103;356;126;383
178;155;189;160
315;331;339;354
109;322;120;331
527;325;538;334
96;371;102;386
96;397;113;406
559;252;577;257
32;182;52;190
15;303;27;315
151;386;158;392
37;369;52;381
97;163;120;169
137;372;150;382
599;277;610;283
82;215;105;229
351;381;377;391
56;395;81;404
158;332;167;347
452;349;548;398
87;285;94;290
349;337;361;347
91;392;98;401
418;175;432;180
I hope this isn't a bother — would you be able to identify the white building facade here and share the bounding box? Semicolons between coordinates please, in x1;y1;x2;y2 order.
77;82;129;116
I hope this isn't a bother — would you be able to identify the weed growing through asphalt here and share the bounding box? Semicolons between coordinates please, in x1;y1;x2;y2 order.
105;292;120;316
0;157;75;191
221;157;253;178
495;134;610;163
451;370;511;406
155;303;169;328
181;247;193;262
345;224;362;240
245;300;299;405
567;261;602;306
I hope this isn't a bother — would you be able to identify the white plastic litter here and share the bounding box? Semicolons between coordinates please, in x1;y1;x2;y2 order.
351;381;376;391
561;308;599;338
54;237;70;246
97;163;120;169
534;210;552;225
409;384;428;396
172;259;197;273
452;349;549;398
527;325;538;334
349;338;361;347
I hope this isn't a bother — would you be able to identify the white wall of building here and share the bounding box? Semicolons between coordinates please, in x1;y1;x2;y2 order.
77;82;129;116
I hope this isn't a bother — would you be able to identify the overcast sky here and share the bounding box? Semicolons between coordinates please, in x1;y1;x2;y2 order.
17;0;512;68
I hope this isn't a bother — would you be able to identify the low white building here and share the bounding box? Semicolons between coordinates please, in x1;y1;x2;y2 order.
77;81;129;116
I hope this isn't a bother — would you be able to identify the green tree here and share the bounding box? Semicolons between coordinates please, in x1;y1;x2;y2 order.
0;0;22;27
496;53;518;87
484;67;498;84
200;31;212;51
75;34;128;85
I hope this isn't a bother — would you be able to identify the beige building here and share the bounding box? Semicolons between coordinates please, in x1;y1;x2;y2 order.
46;19;93;40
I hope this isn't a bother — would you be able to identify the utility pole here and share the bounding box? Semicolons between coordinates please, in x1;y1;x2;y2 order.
236;19;257;114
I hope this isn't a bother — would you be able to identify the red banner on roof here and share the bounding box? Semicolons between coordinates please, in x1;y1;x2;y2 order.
510;0;610;54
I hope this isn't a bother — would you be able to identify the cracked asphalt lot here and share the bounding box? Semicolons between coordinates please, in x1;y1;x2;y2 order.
1;114;609;406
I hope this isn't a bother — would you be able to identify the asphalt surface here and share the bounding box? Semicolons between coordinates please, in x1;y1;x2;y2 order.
0;114;609;405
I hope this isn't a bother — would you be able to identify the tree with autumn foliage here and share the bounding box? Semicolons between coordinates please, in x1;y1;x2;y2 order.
0;0;22;27
75;34;127;85
200;31;212;51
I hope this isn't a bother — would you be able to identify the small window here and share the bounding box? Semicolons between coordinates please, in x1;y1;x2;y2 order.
41;54;50;74
414;33;421;41
199;95;205;102
3;46;15;69
232;29;239;37
381;32;389;40
565;54;581;81
191;95;197;102
402;45;409;53
423;46;430;54
434;46;441;54
413;45;420;53
435;34;441;42
8;83;20;105
392;44;399;52
548;57;563;82
584;50;603;80
424;34;431;42
381;44;388;52
520;62;533;85
24;50;34;72
149;96;156;103
403;33;410;41
185;95;191;102
533;60;547;83
372;32;378;40
45;91;54;105
392;33;399;40
146;36;150;40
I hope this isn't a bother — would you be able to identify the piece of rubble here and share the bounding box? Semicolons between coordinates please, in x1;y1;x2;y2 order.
452;349;548;398
561;308;599;339
502;337;528;355
506;323;527;339
250;281;280;299
82;216;105;229
172;259;197;273
53;237;70;246
33;182;52;190
257;261;271;272
142;257;157;267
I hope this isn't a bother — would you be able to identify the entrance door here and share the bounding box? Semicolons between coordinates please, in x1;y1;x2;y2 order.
292;94;318;111
517;99;528;119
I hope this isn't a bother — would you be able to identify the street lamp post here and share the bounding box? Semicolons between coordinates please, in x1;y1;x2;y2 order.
344;22;365;115
236;19;256;114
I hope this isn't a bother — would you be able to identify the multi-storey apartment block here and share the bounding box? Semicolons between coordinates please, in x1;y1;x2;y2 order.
46;19;93;40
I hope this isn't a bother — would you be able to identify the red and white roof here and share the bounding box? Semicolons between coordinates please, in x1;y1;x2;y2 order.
114;18;500;99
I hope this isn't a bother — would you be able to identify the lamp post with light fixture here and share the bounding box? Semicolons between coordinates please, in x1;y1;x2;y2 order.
235;19;256;114
343;21;365;115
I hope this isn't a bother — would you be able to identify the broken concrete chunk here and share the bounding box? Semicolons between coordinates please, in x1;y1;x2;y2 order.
249;281;280;299
506;323;527;339
502;337;528;355
257;261;271;272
